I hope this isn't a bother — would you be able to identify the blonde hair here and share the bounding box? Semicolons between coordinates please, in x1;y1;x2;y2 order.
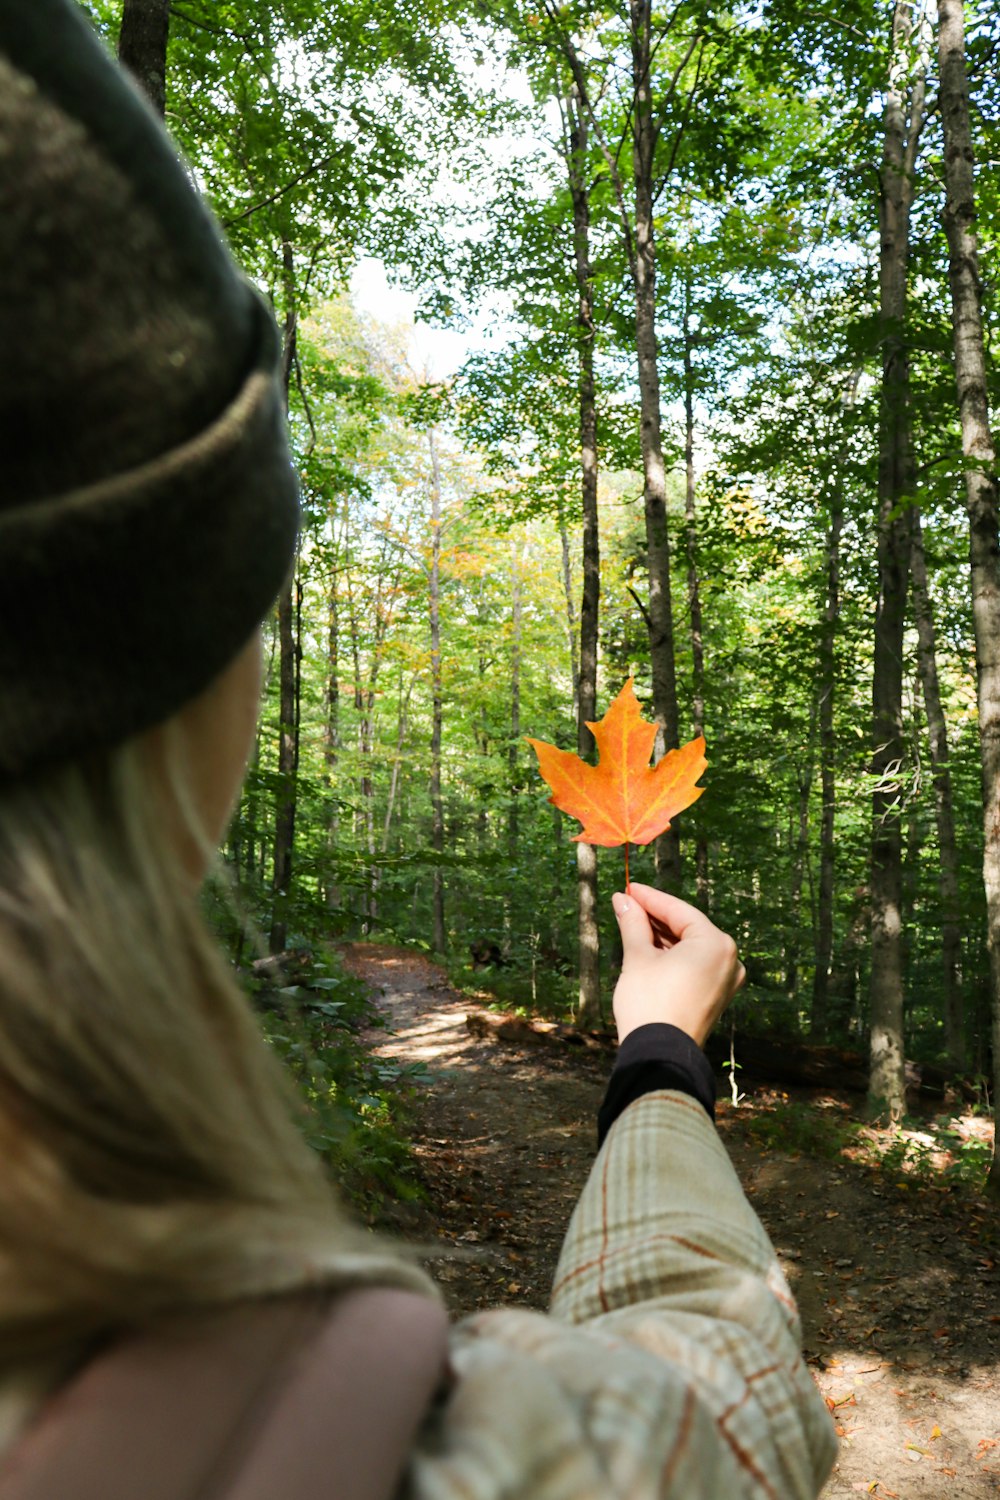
0;727;434;1374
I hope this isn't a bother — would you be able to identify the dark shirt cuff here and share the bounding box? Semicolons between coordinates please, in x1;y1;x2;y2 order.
597;1022;716;1149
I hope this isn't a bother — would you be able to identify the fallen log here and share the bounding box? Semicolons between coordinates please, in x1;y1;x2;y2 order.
465;1009;613;1054
705;1033;869;1094
467;1009;979;1103
706;1033;980;1103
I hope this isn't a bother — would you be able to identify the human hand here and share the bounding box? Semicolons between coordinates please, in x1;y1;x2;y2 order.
611;882;746;1048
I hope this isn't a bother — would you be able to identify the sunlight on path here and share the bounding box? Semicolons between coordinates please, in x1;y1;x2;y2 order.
339;941;603;1314
341;942;1000;1498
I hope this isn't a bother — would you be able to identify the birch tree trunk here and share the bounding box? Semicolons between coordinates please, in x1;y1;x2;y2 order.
508;535;524;865
428;430;447;956
269;241;300;954
547;7;684;891
558;512;580;713
683;285;708;906
936;0;1000;1191
787;726;816;1007
910;506;965;1063
475;578;490;857
117;0;170;117
868;2;925;1116
324;538;342;914
383;673;417;854
345;583;370;924
567;89;602;1027
812;459;845;1038
631;0;681;891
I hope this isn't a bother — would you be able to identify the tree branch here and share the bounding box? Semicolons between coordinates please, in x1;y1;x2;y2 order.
223;156;332;227
538;0;638;280
662;35;707;181
628;585;651;628
293;349;316;458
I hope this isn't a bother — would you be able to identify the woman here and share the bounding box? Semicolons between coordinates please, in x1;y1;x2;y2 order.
0;3;836;1495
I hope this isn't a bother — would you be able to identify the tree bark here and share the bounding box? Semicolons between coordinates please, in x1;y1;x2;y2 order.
811;444;846;1038
787;722;816;1007
682;280;708;906
545;7;683;891
630;0;681;891
567;88;602;1027
117;0;170;117
383;672;417;854
269;240;300;954
269;573;299;953
558;511;579;714
937;0;1000;1192
345;572;372;924
910;506;965;1063
323;528;342;914
428;429;447;956
868;2;925;1117
508;534;524;864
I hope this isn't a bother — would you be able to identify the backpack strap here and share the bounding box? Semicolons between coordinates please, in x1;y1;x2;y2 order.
0;1288;449;1500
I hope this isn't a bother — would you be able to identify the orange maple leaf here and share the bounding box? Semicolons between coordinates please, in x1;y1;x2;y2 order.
525;679;706;867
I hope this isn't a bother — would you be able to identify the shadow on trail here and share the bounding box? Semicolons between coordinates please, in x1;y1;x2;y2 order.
339;941;605;1312
719;1100;1000;1499
340;942;999;1499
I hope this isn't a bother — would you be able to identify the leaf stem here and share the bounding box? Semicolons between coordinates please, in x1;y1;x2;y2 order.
624;840;630;893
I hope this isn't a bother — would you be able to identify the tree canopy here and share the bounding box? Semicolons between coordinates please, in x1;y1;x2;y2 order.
88;0;1000;1185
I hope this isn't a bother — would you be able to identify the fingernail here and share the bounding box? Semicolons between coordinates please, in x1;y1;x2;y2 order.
612;893;631;917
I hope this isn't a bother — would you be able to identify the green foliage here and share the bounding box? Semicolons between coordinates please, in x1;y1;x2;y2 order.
745;1099;854;1161
92;1;1000;1124
743;1095;996;1197
249;953;426;1210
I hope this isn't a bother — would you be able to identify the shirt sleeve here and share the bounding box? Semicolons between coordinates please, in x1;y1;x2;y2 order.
407;1093;838;1500
597;1022;716;1147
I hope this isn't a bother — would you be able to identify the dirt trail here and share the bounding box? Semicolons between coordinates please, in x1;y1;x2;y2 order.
341;943;1000;1499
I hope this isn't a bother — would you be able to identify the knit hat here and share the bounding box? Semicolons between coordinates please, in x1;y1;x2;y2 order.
0;0;300;779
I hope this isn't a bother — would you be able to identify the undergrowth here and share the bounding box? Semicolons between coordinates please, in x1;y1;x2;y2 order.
446;960;579;1022
740;1092;995;1196
205;874;425;1217
247;952;425;1217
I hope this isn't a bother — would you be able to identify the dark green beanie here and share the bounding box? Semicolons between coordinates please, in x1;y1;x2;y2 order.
0;0;300;779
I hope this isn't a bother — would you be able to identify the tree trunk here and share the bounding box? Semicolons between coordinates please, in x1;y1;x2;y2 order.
811;440;845;1039
508;534;524;862
383;672;417;854
682;282;708;906
548;7;681;891
910;506;965;1063
558;511;579;714
345;578;372;928
787;722;816;1007
475;578;490;857
269;573;298;953
428;429;447;956
117;0;170;117
324;538;342;914
937;0;1000;1192
567;88;602;1027
630;0;681;892
269;241;300;954
868;3;925;1117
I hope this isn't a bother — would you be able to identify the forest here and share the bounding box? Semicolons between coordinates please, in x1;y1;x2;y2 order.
91;0;1000;1193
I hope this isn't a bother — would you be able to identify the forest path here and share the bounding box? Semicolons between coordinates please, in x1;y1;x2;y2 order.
340;943;999;1500
340;941;606;1310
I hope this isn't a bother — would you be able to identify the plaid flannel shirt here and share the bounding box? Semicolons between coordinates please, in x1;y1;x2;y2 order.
406;1090;837;1500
